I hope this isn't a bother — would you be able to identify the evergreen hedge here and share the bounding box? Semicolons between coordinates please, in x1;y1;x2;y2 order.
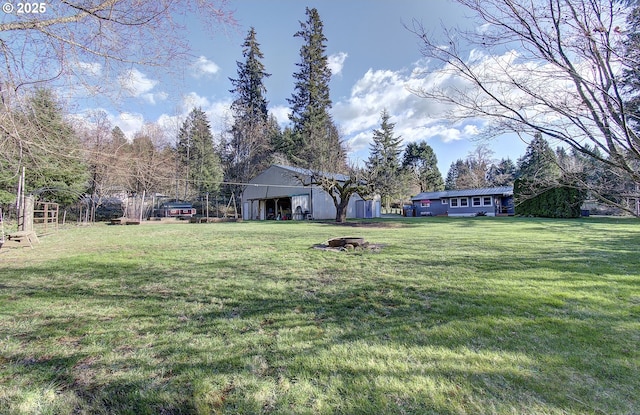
514;178;586;218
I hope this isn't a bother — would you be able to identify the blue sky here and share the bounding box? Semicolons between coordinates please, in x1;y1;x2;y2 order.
83;0;529;176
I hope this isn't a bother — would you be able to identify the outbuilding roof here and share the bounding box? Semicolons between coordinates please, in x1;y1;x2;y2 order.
411;186;513;201
272;164;351;183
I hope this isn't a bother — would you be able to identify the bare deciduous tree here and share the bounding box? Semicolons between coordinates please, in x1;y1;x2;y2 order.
0;0;234;93
0;0;234;205
289;165;370;223
409;0;639;215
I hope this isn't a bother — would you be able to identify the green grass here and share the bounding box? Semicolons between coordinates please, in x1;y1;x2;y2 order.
0;217;638;414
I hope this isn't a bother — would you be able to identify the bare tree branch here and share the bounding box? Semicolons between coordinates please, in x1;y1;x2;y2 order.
407;0;639;215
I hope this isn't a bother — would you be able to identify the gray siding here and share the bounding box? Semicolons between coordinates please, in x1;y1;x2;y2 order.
413;199;449;216
411;187;514;217
242;165;379;220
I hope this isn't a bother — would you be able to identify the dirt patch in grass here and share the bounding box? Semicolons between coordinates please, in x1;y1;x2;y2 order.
317;220;408;228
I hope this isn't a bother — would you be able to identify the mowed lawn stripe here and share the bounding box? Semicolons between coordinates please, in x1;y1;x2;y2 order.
0;217;638;414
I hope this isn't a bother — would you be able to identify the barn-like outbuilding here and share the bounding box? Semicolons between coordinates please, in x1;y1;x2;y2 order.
241;165;381;221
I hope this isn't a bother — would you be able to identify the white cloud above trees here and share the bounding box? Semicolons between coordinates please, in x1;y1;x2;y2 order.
328;52;348;76
191;56;221;78
118;69;167;105
97;48;526;171
332;60;481;157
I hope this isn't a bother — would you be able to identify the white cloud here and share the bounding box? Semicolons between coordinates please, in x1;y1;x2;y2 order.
156;113;182;135
333;66;438;138
119;69;158;97
191;56;221;78
117;68;169;105
346;131;373;153
155;108;224;146
332;58;488;166
328;52;348;76
74;61;102;76
333;68;413;136
173;93;233;138
140;91;169;105
72;109;144;140
463;124;480;136
205;100;233;134
269;105;290;127
180;92;212;112
114;112;145;138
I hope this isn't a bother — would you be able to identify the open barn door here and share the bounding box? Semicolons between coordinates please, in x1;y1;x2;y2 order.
291;194;310;220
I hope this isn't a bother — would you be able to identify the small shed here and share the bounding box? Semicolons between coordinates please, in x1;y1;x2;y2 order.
411;187;514;217
153;201;197;218
241;165;381;221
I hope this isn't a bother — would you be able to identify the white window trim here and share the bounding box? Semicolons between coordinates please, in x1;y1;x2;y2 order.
450;197;470;208
448;196;495;208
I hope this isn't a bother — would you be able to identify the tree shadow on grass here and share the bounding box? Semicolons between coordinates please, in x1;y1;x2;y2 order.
2;249;638;414
2;216;639;413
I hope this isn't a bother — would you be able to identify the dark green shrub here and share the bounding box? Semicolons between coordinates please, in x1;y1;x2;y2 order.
514;178;586;218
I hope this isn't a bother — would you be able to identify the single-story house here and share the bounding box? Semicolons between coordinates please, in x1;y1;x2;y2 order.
410;186;514;217
241;164;381;220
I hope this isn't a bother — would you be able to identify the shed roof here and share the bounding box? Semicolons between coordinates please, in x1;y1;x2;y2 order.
271;164;351;182
411;186;513;201
243;165;355;196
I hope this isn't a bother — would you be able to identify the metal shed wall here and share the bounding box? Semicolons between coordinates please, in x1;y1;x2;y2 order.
242;165;378;221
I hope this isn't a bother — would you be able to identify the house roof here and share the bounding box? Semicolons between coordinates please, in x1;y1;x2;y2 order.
411;186;514;201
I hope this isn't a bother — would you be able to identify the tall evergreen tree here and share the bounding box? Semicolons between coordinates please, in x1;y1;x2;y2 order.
109;126;133;192
287;7;345;170
516;133;559;182
445;159;470;190
14;89;88;205
230;28;269;123
272;126;297;163
177;108;222;198
487;158;516;187
514;133;585;217
402;141;444;192
111;126;128;150
444;161;459;190
226;28;275;192
367;109;404;210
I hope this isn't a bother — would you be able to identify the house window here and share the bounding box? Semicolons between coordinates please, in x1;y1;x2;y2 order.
483;196;492;206
450;198;469;208
421;201;430;208
472;197;481;206
441;199;448;205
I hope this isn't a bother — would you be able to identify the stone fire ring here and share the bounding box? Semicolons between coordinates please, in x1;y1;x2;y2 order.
326;237;366;248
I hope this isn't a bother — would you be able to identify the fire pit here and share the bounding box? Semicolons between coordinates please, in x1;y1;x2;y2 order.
326;237;366;248
313;236;382;252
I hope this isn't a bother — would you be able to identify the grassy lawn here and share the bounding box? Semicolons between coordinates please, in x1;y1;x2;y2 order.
0;217;638;414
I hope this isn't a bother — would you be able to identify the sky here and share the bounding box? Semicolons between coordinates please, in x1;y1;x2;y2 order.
80;0;530;176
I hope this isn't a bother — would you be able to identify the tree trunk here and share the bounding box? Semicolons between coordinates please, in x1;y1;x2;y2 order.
335;199;349;223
